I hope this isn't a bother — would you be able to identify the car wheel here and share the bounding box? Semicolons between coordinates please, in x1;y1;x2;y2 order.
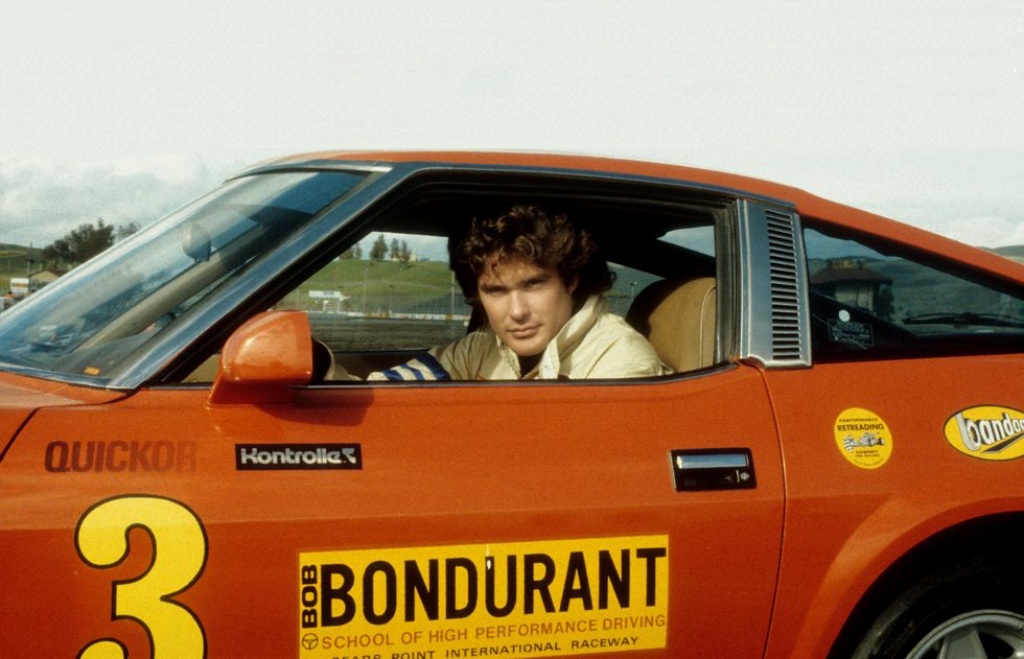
902;610;1024;658
850;552;1024;659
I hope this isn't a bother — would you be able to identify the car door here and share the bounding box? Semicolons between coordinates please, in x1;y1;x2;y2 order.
4;364;782;658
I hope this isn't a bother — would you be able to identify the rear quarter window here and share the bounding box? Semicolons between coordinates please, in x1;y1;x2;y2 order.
803;225;1024;359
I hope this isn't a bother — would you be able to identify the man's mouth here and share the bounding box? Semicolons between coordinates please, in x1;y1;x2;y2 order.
508;325;539;339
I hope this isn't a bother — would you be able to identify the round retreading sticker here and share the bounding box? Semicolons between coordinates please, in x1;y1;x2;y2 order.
834;407;893;469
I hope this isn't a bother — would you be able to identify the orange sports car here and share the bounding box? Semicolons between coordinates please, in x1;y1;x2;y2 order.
2;152;1023;659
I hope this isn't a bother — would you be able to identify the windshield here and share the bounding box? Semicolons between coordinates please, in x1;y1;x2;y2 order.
0;169;369;383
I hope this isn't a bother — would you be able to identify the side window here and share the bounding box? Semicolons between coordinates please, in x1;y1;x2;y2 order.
274;231;472;376
272;194;719;381
804;225;1024;359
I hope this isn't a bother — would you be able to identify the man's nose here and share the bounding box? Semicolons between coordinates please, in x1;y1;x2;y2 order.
508;291;529;320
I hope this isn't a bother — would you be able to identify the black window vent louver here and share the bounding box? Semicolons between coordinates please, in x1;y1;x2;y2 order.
765;210;804;361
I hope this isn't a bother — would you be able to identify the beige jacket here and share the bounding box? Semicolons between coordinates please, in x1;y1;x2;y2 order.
373;296;670;381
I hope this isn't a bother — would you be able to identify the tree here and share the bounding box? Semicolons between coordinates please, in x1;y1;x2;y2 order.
116;222;141;242
389;237;400;261
43;219;116;268
370;234;388;261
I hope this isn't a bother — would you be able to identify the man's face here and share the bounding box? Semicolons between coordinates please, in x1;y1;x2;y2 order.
476;256;578;357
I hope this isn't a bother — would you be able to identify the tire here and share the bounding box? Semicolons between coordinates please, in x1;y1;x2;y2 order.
850;551;1024;659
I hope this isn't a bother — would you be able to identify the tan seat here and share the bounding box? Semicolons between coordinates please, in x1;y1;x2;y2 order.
626;277;717;372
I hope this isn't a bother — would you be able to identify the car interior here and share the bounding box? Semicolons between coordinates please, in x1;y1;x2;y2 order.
342;181;719;379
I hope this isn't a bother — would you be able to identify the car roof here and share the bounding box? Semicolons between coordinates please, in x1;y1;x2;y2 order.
256;150;1024;282
265;149;821;202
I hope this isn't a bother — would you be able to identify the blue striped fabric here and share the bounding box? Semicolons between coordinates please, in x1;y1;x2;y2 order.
379;353;452;381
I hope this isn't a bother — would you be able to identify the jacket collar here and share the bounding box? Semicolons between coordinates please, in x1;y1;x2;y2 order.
496;295;606;379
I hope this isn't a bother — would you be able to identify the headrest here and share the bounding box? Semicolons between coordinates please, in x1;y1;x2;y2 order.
627;277;717;372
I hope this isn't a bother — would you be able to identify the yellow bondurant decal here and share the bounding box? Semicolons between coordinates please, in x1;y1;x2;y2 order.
834;408;893;469
298;535;669;658
944;405;1024;461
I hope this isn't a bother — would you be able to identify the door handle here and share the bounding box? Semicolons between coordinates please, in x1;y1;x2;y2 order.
670;449;756;491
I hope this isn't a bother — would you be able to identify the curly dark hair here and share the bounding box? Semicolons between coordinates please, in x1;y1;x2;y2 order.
449;205;614;304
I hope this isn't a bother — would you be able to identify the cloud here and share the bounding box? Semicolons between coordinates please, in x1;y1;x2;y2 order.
2;1;1021;250
922;215;1024;249
3;150;1022;253
0;156;238;246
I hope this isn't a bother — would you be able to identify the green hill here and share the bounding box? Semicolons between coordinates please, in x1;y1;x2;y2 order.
0;244;45;294
992;245;1024;264
285;258;656;316
285;258;462;314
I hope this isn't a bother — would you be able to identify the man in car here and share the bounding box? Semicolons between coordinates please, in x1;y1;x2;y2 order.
371;205;670;381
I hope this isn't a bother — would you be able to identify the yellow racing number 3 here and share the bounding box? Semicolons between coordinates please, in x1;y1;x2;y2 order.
75;495;208;659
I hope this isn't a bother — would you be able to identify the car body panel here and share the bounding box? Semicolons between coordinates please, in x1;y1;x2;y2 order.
3;366;784;657
0;372;125;461
762;353;1024;657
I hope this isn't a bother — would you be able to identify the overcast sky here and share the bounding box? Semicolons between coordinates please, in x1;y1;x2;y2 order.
2;0;1022;248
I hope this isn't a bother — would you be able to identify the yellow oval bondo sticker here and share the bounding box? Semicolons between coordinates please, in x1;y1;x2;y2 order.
834;408;893;469
944;405;1024;461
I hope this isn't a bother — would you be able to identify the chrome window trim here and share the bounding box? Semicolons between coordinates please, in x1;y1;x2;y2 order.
733;199;812;369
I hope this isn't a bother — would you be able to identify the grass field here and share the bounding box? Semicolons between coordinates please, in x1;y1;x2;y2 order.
281;258;466;316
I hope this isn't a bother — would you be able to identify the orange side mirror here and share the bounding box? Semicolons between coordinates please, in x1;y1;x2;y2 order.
209;310;313;405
